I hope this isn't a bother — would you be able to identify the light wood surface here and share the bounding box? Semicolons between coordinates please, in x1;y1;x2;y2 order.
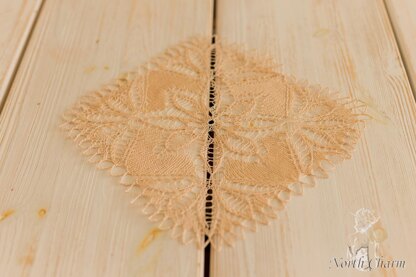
0;0;43;107
213;0;416;276
2;0;416;276
0;0;212;276
384;0;416;93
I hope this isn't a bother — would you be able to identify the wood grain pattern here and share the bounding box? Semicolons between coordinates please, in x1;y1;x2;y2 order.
213;0;416;276
0;0;43;107
0;0;212;276
384;0;416;93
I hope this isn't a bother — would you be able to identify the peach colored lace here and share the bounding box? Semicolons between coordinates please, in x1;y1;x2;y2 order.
61;37;366;248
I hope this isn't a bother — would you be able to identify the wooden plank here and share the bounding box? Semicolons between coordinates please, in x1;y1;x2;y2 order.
384;0;416;93
0;0;212;276
213;0;416;276
0;0;43;108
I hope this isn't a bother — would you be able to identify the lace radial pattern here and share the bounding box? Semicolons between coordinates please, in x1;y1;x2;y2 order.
61;37;366;248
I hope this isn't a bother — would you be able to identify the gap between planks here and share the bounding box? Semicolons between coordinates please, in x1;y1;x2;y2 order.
382;0;416;99
204;0;217;276
0;0;45;112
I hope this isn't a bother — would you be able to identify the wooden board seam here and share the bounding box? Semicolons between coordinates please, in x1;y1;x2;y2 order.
382;0;416;98
0;0;45;113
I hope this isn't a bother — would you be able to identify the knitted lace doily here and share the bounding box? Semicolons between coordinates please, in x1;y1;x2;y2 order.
61;37;366;248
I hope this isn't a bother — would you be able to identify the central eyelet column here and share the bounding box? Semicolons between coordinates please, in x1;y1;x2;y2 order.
205;34;216;242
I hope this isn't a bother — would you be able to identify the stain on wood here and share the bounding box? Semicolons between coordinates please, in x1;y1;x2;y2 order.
19;244;35;266
0;209;15;222
313;28;331;38
136;228;163;255
38;208;47;219
84;65;96;73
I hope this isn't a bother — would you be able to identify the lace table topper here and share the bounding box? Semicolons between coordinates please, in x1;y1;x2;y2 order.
61;37;366;248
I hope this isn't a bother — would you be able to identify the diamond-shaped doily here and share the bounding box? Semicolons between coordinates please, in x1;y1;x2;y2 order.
61;37;366;248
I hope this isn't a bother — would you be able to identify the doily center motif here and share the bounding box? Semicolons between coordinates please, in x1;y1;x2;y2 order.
61;37;366;248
